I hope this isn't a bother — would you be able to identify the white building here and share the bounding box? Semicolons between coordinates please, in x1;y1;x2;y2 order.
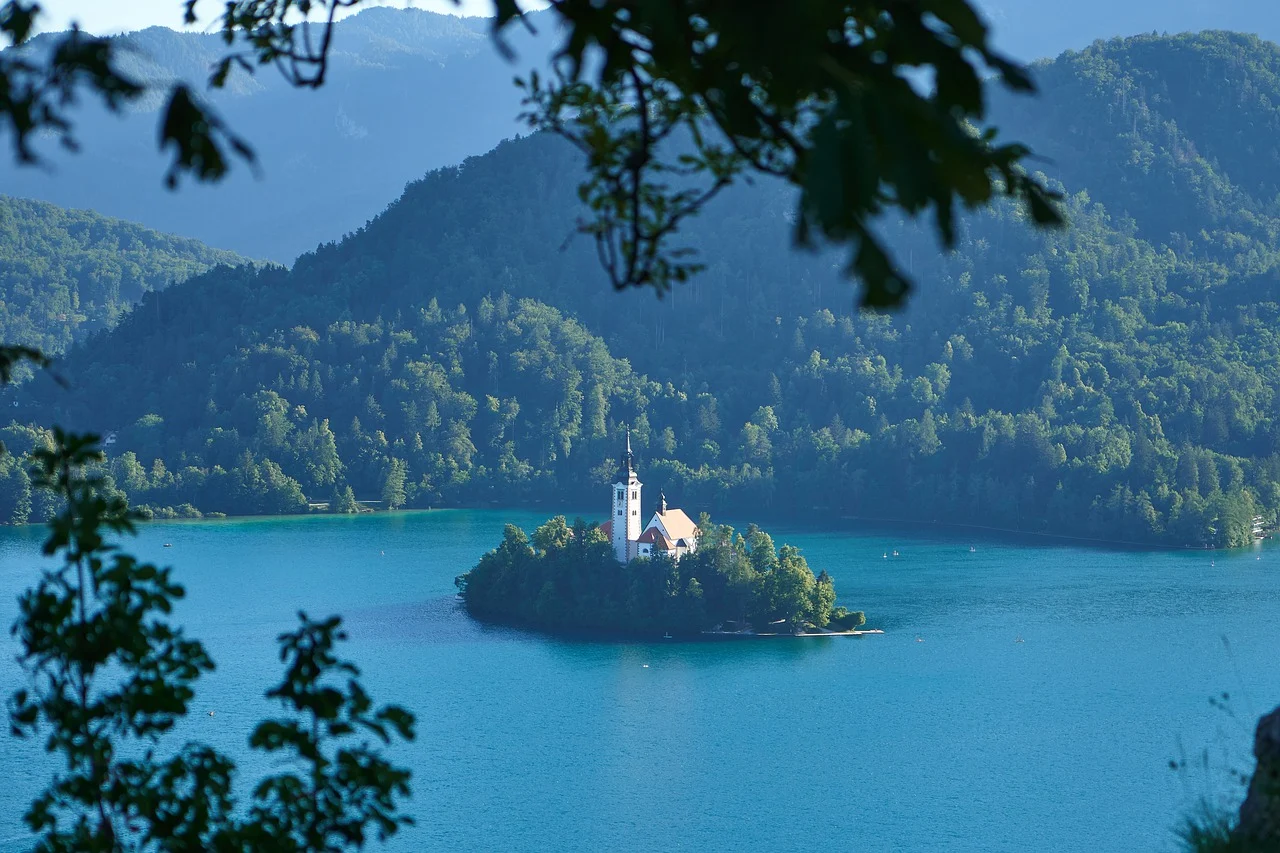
600;429;699;563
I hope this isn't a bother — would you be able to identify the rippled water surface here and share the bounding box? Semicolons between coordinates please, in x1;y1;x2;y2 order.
2;509;1278;852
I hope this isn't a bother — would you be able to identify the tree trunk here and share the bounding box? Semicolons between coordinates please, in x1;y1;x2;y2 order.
1233;705;1280;847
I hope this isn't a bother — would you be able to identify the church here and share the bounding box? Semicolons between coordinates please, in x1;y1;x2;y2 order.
599;430;700;564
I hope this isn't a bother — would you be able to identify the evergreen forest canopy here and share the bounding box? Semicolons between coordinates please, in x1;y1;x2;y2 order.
455;515;860;637
0;195;244;354
10;31;1280;548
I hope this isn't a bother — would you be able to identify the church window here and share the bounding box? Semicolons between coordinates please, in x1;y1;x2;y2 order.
616;488;624;501
617;509;623;516
631;490;637;500
632;509;637;515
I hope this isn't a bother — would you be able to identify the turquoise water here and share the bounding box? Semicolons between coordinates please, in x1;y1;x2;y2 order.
2;509;1279;852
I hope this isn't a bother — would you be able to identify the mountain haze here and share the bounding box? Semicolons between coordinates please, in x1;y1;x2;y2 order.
995;30;1280;263
3;4;1277;262
978;0;1280;61
0;7;553;262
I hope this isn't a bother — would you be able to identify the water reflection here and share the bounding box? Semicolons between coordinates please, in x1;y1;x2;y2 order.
343;594;844;665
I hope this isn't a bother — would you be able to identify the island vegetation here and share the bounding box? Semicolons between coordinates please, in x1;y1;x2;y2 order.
455;515;864;638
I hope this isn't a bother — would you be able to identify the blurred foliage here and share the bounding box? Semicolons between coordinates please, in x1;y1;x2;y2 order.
7;428;414;850
515;0;1063;305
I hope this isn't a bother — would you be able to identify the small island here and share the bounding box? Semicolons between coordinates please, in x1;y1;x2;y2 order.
455;432;867;639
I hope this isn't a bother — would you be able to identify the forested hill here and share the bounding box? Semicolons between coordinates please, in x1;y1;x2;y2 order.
11;31;1280;548
974;0;1280;62
0;196;245;354
995;31;1280;274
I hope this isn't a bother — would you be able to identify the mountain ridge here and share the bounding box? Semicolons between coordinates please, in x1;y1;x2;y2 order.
1;7;555;262
975;0;1280;61
996;30;1280;265
7;30;1280;549
4;5;1276;261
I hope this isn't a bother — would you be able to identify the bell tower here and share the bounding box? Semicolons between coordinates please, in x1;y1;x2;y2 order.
611;428;643;563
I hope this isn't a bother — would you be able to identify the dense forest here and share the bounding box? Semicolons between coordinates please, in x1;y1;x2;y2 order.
456;515;861;637
0;196;244;353
10;31;1280;548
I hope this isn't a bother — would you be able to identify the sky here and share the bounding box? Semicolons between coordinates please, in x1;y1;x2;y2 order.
31;0;1280;58
34;0;515;34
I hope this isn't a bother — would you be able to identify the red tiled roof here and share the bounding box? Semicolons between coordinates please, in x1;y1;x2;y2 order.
600;520;613;539
637;527;673;549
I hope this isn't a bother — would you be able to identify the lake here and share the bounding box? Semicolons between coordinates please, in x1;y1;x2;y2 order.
2;509;1278;852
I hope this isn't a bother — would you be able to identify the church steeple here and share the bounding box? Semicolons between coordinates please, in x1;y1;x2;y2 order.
610;426;642;563
658;491;667;514
615;427;635;481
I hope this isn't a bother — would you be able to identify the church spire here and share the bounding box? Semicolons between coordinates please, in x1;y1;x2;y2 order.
621;427;634;470
615;426;635;482
658;491;668;514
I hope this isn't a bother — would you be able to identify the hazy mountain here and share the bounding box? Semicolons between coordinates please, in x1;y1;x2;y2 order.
994;31;1280;265
977;0;1280;61
0;7;554;263
12;32;1280;548
2;4;1275;264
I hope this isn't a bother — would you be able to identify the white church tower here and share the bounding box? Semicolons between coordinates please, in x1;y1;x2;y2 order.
611;428;643;563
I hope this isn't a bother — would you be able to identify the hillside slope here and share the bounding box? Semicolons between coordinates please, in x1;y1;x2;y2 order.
0;196;245;354
995;31;1280;271
12;32;1280;548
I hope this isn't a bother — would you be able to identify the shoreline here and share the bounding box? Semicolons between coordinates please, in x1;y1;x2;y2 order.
8;503;1268;553
462;604;881;643
705;628;885;639
828;512;1266;553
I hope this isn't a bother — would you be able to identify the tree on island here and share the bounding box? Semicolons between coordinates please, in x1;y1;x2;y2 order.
457;514;855;637
331;483;360;514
